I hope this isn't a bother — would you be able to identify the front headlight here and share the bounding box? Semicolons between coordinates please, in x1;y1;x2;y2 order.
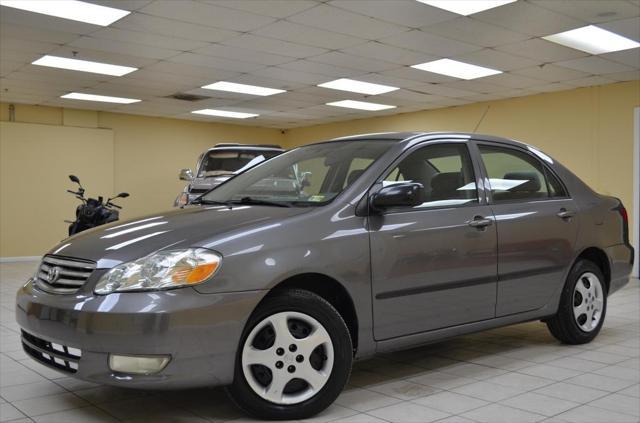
94;248;221;295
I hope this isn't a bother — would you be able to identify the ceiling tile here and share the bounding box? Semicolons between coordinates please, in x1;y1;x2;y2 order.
258;66;331;84
454;49;539;71
112;13;239;43
252;21;366;50
376;89;446;105
606;70;640;81
353;72;428;89
139;0;276;31
555;56;635;74
279;59;363;78
495;38;589;63
0;23;80;45
329;0;458;28
0;37;61;55
288;4;409;39
339;42;432;66
473;1;585;37
142;61;241;80
193;44;296;66
527;82;574;93
231;74;306;91
413;83;480;98
85;0;152;11
531;0;640;24
601;17;640;42
0;7;97;35
203;0;316;18
222;34;327;59
564;75;616;87
378;29;482;57
378;66;457;83
442;79;513;94
167;52;268;73
0;60;25;77
422;17;529;48
479;72;544;89
512;64;590;82
308;51;399;72
90;27;208;52
69;36;181;60
601;49;640;68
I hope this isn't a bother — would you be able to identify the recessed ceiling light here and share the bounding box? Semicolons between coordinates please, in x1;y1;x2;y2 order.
326;100;396;111
0;0;130;26
416;0;517;15
318;78;399;95
411;59;502;80
61;93;140;104
192;109;259;119
32;55;137;76
201;81;285;96
543;25;640;55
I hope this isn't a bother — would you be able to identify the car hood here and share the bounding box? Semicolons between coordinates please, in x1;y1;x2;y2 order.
189;176;232;192
48;205;309;268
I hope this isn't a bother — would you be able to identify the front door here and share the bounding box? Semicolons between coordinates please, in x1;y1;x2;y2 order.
476;143;579;316
370;142;498;340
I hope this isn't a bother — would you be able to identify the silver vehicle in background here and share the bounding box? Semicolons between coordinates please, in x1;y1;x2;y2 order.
175;143;283;206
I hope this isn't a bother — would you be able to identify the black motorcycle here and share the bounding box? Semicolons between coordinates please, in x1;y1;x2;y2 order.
66;175;129;236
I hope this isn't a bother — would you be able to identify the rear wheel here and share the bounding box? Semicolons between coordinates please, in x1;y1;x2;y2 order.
546;260;607;344
227;289;352;420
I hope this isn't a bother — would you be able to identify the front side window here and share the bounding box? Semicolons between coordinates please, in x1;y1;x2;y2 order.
200;140;394;207
479;145;563;202
382;143;479;209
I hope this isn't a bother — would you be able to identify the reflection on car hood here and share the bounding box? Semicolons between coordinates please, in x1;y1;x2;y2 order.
48;205;308;267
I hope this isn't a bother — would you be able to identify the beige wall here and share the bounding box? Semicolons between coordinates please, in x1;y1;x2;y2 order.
1;80;638;256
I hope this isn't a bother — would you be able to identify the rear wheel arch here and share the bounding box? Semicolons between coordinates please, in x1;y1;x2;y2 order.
575;247;611;292
263;273;359;354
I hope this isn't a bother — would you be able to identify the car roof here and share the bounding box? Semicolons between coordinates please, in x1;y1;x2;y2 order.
205;144;284;153
328;131;529;149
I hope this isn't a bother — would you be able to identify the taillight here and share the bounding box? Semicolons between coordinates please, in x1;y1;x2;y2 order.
619;205;628;225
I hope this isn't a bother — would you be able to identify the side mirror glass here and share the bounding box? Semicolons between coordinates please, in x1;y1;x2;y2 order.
300;171;312;188
179;168;193;181
69;174;80;184
117;192;129;198
371;182;424;212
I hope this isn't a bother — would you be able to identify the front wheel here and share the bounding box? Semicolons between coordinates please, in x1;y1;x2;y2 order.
227;289;353;420
546;260;607;344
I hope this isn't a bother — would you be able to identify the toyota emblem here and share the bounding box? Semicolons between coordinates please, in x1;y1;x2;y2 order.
46;266;60;283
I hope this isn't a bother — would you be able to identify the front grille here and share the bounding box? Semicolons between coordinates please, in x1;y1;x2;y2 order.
21;331;81;373
35;255;96;294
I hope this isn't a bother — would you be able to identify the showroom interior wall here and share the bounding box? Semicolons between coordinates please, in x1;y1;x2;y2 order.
1;79;638;258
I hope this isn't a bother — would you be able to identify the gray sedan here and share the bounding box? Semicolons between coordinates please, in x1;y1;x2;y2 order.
16;132;633;419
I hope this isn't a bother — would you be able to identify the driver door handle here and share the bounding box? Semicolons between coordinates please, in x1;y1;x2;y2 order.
557;209;576;219
467;216;493;229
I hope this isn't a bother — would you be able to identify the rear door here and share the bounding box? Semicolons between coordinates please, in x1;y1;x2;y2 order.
370;141;498;340
475;142;578;316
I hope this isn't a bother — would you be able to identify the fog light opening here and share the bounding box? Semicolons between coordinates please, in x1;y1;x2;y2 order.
108;354;170;375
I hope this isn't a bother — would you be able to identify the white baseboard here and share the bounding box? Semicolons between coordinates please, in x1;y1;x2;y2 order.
0;256;41;263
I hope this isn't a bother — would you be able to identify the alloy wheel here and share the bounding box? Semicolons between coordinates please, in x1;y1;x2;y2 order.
572;272;604;332
241;311;334;405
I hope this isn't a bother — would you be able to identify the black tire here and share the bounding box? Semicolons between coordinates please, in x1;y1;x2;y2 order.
226;289;353;420
546;259;607;344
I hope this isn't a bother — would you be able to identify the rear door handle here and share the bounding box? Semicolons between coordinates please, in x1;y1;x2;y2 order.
467;216;493;228
557;209;576;219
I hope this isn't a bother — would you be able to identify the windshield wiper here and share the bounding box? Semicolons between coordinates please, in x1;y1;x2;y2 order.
228;197;292;208
191;198;230;206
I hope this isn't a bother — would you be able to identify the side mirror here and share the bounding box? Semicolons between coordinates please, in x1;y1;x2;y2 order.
69;174;80;184
371;183;424;212
300;171;312;188
179;168;193;181
116;192;129;199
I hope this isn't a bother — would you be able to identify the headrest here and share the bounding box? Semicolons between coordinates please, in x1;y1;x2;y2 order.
504;171;541;192
431;172;461;192
347;169;365;186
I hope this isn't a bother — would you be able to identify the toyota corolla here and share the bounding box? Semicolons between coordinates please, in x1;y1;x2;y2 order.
16;132;633;419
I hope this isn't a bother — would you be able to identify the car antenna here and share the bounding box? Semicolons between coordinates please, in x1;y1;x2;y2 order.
473;105;491;134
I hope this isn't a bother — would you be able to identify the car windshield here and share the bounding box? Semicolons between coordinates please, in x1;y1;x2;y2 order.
200;140;394;207
198;150;280;177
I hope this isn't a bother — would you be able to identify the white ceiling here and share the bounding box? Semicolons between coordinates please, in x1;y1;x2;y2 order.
0;0;638;128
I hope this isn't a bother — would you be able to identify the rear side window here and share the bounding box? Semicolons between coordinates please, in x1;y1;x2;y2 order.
383;143;478;209
479;145;565;202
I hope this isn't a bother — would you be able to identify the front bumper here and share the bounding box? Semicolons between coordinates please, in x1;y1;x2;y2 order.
16;279;265;389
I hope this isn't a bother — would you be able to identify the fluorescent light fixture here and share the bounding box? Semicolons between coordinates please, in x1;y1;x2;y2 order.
32;55;137;76
201;81;285;96
416;0;517;15
326;100;396;111
411;58;502;80
318;78;399;95
543;25;640;55
0;0;130;26
192;109;258;119
61;92;141;104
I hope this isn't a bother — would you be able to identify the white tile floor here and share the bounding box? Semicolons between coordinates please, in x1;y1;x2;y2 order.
1;261;638;423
